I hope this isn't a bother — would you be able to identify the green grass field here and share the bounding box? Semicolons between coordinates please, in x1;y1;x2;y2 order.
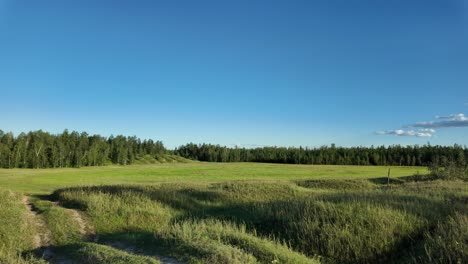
1;163;466;263
0;162;425;194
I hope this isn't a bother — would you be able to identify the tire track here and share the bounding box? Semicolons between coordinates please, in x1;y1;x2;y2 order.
22;196;54;259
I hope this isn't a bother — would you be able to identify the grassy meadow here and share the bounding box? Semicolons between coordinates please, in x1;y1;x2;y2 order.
0;162;467;263
0;162;425;194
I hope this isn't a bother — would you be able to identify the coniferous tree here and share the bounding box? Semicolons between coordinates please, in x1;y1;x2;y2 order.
175;143;467;166
0;130;166;168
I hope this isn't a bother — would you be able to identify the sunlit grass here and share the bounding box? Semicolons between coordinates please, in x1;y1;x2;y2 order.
0;163;425;194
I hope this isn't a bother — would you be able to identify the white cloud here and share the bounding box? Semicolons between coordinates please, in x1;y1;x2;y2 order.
376;108;468;139
411;113;468;128
435;113;467;120
375;129;433;138
418;128;436;133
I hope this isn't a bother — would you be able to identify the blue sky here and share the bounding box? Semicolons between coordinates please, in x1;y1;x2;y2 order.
1;0;467;148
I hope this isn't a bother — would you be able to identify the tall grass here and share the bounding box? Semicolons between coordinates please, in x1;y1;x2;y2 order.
53;184;318;263
53;178;467;263
156;219;319;263
421;213;468;263
0;189;46;263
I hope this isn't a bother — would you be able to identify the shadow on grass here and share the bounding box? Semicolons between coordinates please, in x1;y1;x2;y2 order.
23;229;242;264
95;230;207;263
50;185;228;212
367;177;404;185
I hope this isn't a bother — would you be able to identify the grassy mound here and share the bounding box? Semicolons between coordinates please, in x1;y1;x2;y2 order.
31;199;85;245
54;242;160;264
53;183;317;263
52;179;467;263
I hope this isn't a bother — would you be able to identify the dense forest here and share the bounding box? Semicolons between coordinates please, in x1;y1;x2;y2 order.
0;130;165;168
176;143;467;166
1;129;467;168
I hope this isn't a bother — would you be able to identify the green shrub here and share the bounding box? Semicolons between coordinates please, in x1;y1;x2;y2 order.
429;160;467;180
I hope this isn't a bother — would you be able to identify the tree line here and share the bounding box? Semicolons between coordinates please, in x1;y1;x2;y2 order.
0;130;165;168
1;129;466;168
175;143;467;166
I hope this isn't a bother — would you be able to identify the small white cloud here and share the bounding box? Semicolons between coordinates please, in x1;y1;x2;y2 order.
375;129;433;138
435;113;467;121
418;128;436;133
411;113;468;128
377;111;467;139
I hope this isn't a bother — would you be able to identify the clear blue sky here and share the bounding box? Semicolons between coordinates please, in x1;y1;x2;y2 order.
1;0;467;148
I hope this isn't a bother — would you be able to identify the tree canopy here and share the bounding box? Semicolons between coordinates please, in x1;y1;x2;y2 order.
1;129;466;168
176;143;468;166
0;130;165;168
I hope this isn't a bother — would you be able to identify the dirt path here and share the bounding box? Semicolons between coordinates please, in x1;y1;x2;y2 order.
64;207;95;237
23;196;180;263
22;196;97;263
22;196;54;259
